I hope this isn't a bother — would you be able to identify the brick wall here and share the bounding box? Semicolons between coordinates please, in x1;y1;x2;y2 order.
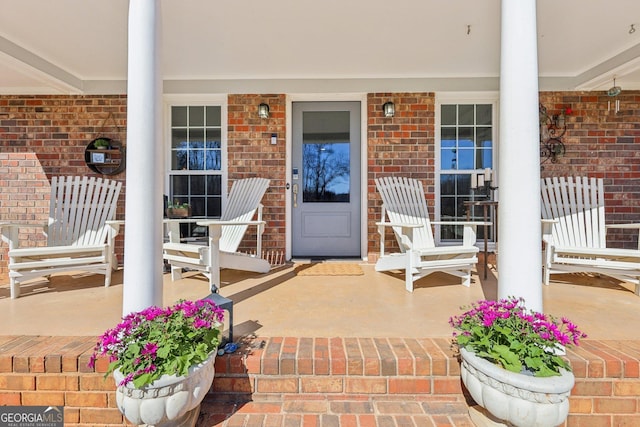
539;91;640;249
227;94;286;257
367;92;436;262
1;91;639;281
0;336;638;426
0;96;127;280
0;94;288;282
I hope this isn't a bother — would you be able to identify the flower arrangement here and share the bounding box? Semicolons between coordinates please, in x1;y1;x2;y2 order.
449;297;586;377
166;199;192;218
167;199;191;210
89;299;224;388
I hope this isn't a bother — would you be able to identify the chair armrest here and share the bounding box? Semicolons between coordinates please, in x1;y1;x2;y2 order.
541;219;558;238
196;220;266;227
0;221;42;228
196;220;267;258
375;221;423;228
431;221;487;246
605;223;640;229
106;220;124;237
431;221;490;226
375;221;423;253
163;218;201;224
0;222;46;249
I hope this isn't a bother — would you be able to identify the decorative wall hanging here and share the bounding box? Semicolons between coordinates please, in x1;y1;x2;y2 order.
84;112;126;175
539;103;570;165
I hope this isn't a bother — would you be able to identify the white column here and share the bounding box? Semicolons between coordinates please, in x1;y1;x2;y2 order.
497;0;543;312
122;0;163;315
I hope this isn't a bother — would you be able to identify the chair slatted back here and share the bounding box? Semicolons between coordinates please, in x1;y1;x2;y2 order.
375;176;435;251
220;177;270;253
541;176;606;248
47;176;122;247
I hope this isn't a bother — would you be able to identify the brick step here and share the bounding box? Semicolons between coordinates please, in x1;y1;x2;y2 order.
206;337;471;426
1;336;639;426
198;393;474;427
212;337;461;399
209;337;640;427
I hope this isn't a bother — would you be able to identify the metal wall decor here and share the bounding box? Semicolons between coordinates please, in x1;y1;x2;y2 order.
539;103;569;164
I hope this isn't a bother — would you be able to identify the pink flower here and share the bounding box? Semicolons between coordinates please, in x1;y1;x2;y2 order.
142;342;158;358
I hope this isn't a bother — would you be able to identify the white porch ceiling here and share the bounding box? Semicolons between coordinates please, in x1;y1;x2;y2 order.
1;0;640;95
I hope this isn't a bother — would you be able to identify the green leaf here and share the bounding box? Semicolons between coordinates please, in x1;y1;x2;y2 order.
133;373;152;388
494;344;522;373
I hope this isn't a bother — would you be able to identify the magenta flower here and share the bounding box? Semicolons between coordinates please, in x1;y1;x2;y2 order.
450;297;586;377
141;342;158;358
89;298;224;388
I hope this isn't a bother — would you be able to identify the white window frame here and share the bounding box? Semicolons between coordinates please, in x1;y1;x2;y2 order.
163;94;228;217
434;92;499;247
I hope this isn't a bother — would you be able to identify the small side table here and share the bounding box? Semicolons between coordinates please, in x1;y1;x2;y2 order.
464;200;498;279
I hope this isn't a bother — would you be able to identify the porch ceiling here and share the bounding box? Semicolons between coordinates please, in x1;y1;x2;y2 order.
1;0;640;94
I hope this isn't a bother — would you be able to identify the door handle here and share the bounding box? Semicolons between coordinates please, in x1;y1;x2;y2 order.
292;183;298;208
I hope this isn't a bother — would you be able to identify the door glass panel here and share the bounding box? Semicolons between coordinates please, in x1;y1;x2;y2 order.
302;111;350;203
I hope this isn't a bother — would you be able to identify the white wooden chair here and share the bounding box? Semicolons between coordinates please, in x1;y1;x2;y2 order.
541;176;640;295
163;177;271;291
375;176;481;292
0;176;122;298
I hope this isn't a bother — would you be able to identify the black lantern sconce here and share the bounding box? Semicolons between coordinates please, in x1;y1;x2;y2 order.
258;103;270;119
539;103;570;164
383;101;395;118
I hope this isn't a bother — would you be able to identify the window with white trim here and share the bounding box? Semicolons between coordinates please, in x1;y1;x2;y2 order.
168;105;224;218
438;102;496;243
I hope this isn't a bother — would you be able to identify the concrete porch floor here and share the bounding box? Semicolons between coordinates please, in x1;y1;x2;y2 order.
0;261;638;341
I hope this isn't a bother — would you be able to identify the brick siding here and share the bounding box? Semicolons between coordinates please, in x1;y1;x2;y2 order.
539;92;640;249
0;336;638;426
367;92;436;261
227;94;286;255
1;92;640;281
0;95;127;280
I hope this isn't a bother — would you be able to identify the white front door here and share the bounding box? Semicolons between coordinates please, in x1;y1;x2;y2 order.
291;101;361;257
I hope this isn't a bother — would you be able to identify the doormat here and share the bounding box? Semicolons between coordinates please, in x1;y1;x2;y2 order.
297;263;364;276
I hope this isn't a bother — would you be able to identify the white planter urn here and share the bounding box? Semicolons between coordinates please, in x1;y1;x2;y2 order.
113;353;215;427
459;347;574;427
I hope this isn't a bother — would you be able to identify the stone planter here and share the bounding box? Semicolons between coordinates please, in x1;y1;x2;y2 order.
113;352;215;427
459;347;574;427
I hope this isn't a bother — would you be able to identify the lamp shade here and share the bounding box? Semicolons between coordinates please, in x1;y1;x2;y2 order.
258;103;270;119
383;101;395;117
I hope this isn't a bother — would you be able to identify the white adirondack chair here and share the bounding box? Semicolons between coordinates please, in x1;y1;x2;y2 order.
0;176;122;298
375;176;481;292
541;176;640;295
163;177;271;291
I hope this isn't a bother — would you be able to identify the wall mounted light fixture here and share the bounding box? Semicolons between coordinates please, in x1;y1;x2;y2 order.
258;103;270;119
383;101;395;118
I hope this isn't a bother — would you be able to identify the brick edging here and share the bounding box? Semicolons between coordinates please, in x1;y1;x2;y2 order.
1;336;639;425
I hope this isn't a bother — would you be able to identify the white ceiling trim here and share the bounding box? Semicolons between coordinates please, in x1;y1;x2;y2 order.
573;44;640;90
0;35;82;93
